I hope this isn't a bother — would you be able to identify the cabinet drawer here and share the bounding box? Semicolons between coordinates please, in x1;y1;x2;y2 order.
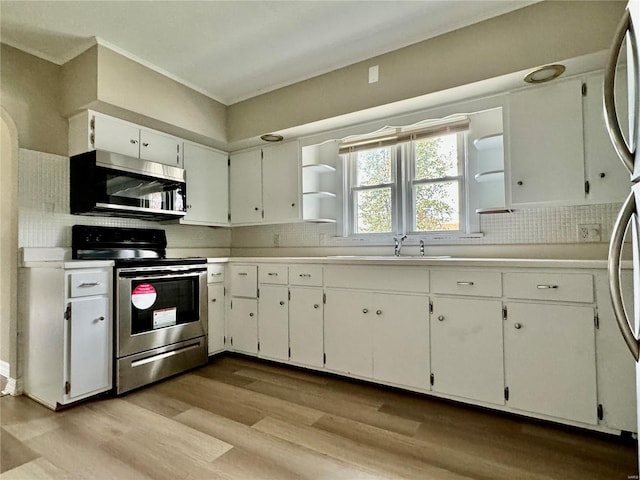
230;265;258;298
289;265;323;286
207;264;225;284
259;265;289;284
503;272;593;303
431;270;501;297
325;266;428;293
68;270;109;298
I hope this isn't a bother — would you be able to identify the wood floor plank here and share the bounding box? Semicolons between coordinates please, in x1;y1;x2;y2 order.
245;378;421;436
0;457;71;480
174;406;387;480
0;428;40;473
220;356;330;386
253;415;475;480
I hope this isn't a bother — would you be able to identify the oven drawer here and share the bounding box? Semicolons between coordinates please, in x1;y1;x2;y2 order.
68;270;110;298
207;264;225;284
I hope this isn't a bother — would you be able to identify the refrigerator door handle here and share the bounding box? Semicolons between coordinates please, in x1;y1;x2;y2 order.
604;8;635;175
608;191;640;361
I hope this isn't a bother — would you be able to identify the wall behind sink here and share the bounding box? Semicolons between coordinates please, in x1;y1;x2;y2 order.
230;203;622;260
18;149;231;256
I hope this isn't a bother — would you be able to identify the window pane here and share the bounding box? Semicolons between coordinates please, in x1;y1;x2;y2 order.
356;148;392;186
414;181;459;231
414;134;458;180
355;188;392;233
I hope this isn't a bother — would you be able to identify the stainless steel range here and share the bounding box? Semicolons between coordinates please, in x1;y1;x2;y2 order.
72;225;208;394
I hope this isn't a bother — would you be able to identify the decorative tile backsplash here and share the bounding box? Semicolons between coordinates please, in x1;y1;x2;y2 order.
18;149;230;249
19;148;622;252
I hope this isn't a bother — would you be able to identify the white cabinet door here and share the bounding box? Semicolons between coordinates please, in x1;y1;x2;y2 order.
182;143;229;226
139;129;181;166
67;296;111;399
230;149;263;224
430;297;504;404
324;289;372;377
289;287;324;368
262;141;301;223
583;72;630;204
208;284;225;354
372;293;430;390
258;285;289;361
508;79;585;205
504;302;598;425
228;298;258;355
93;114;140;158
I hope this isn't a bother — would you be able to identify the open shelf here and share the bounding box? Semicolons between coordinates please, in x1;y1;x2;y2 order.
303;191;337;198
302;163;336;173
475;170;504;183
473;133;503;151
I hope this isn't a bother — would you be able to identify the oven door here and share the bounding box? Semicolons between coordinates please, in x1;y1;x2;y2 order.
116;267;207;358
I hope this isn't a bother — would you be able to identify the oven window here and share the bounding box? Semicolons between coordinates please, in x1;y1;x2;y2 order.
130;276;199;334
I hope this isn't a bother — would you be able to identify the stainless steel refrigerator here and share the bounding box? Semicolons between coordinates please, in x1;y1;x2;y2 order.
606;0;640;470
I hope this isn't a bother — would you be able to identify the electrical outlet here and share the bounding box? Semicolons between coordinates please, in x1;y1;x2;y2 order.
273;233;280;247
577;224;601;242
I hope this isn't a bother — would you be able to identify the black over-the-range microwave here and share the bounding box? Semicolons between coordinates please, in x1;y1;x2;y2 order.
70;150;187;221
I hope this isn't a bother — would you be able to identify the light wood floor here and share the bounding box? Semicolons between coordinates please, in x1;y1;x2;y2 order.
1;355;637;479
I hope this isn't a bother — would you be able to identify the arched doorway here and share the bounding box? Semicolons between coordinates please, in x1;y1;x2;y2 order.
1;107;19;394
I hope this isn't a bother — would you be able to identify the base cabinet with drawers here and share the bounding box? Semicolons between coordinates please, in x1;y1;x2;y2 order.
21;263;113;409
221;260;635;435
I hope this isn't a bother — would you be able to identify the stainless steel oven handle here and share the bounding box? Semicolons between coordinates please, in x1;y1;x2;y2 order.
130;341;202;368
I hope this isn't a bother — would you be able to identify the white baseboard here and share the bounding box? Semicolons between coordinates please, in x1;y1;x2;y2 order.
0;360;9;378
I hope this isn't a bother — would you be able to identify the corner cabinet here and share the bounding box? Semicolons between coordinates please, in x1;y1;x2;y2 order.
229;141;301;225
21;263;113;410
181;142;229;226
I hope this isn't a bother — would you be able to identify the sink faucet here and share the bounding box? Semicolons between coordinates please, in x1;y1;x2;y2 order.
393;234;407;256
419;239;425;256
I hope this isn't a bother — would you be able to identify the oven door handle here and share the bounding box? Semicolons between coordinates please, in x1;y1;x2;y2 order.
118;270;204;280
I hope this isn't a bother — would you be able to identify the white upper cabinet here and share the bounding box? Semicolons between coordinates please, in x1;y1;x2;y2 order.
229;140;302;226
582;71;630;204
507;78;585;206
181;142;229;226
229;149;263;224
69;110;182;167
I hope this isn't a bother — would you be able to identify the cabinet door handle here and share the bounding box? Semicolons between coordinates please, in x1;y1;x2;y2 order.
362;308;368;314
536;284;558;289
299;274;311;278
237;272;248;276
514;323;522;329
376;310;382;315
142;142;149;147
211;298;217;303
438;315;445;322
79;282;101;287
268;272;278;276
130;139;138;144
98;316;105;321
456;281;474;286
249;312;254;317
313;304;319;309
280;301;285;306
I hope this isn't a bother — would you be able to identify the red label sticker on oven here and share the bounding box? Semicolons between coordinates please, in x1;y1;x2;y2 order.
131;283;157;310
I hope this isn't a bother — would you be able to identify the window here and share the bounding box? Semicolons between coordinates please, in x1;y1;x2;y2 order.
342;119;468;237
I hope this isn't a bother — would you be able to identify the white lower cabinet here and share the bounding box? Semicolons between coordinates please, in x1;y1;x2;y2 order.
430;297;504;404
324;289;430;390
258;285;289;361
228;297;258;355
21;264;113;410
289;287;324;368
503;302;598;425
207;284;226;354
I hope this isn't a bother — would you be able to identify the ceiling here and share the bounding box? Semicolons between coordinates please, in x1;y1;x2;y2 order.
0;0;540;105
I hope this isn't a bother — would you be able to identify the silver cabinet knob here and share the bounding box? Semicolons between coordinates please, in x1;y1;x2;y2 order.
314;304;319;309
362;308;368;314
376;310;382;315
130;139;138;144
142;142;149;147
211;298;217;303
249;312;254;317
280;301;285;306
98;316;105;321
514;323;522;329
438;315;445;321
